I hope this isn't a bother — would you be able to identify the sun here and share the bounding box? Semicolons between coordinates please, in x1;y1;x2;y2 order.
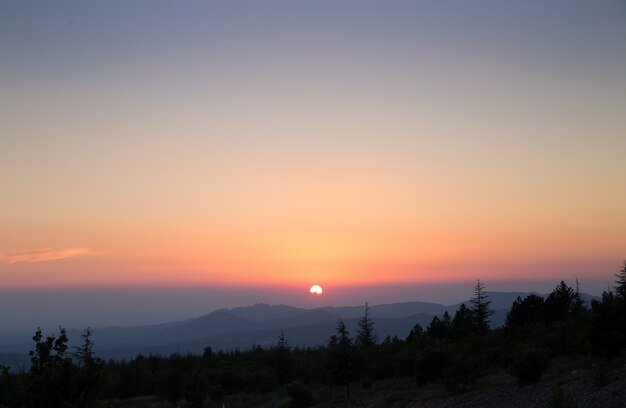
309;285;323;295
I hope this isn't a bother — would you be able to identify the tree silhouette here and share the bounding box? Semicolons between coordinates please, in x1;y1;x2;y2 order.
275;329;292;384
405;323;424;343
470;280;493;332
505;294;545;332
544;281;576;324
72;327;103;408
452;303;474;337
329;320;356;398
28;327;74;408
185;370;209;408
614;260;626;299
572;278;585;316
356;302;377;348
590;290;625;356
426;312;452;340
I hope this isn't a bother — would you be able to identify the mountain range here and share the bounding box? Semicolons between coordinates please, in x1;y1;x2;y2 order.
0;291;599;368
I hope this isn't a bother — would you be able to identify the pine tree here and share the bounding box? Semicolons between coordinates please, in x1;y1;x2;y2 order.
329;320;356;398
544;281;576;324
356;302;377;348
504;294;545;331
406;323;424;343
470;279;494;332
572;277;585;315
72;327;103;408
426;312;452;340
275;329;291;384
614;260;626;299
452;303;474;337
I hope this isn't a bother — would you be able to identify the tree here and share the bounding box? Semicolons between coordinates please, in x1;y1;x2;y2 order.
590;263;626;356
405;323;424;343
185;370;209;408
452;303;474;337
572;278;586;316
470;279;494;332
426;312;452;340
505;294;545;332
413;347;450;386
29;326;74;408
356;302;377;348
614;260;626;299
510;349;549;385
275;329;292;384
590;290;625;356
328;320;356;398
162;363;184;404
544;281;576;324
286;381;314;408
72;327;103;408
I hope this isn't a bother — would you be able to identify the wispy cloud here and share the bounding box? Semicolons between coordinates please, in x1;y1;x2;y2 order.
0;248;97;264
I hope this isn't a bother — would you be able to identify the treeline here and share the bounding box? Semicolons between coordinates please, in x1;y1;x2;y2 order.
1;262;626;407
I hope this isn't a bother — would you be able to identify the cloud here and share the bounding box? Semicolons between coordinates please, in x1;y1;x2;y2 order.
0;248;97;264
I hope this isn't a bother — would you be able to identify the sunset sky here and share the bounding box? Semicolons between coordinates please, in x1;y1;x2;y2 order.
1;1;625;295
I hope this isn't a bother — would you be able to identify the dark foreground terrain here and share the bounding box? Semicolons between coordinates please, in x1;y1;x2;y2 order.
2;265;626;408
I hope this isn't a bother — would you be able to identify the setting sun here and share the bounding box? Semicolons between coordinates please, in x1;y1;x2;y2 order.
309;285;323;295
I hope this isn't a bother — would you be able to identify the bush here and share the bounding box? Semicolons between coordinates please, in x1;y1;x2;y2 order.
510;349;549;385
286;381;313;408
414;347;450;386
444;357;478;394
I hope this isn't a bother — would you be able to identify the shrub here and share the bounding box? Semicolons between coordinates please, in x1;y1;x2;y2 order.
510;349;549;385
286;381;313;408
414;347;450;386
444;357;478;394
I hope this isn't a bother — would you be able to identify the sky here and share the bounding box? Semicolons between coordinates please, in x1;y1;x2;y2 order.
1;1;625;314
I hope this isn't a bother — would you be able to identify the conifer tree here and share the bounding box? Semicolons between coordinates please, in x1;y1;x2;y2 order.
72;327;103;408
470;279;494;332
544;281;576;324
572;277;585;315
329;320;356;398
356;302;377;348
614;260;626;299
406;323;424;343
275;329;291;384
452;303;474;337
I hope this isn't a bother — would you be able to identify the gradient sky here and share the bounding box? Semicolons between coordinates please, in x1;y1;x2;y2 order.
1;1;625;293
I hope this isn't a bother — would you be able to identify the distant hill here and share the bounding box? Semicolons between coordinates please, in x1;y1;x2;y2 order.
0;291;601;366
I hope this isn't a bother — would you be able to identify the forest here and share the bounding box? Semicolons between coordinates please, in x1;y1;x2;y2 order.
1;262;625;408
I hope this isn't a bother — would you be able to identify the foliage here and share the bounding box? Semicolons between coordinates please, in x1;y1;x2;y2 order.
2;270;626;406
413;347;450;386
452;303;474;338
184;370;208;408
614;260;626;299
470;279;494;332
275;329;292;384
286;381;314;408
405;323;423;343
544;281;577;324
328;320;356;398
590;289;626;356
426;312;452;340
444;355;478;394
505;294;544;333
509;348;549;385
356;302;378;348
